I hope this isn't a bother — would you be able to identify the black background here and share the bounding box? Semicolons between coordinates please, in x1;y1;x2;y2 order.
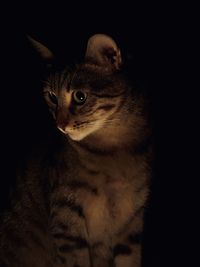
0;3;196;267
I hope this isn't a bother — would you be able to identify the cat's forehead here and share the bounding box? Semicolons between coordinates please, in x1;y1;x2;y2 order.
48;63;115;92
71;64;114;88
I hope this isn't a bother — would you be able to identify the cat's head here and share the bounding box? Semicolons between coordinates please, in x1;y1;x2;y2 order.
29;34;134;143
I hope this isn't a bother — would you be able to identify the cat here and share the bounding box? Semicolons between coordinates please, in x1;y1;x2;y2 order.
0;34;153;267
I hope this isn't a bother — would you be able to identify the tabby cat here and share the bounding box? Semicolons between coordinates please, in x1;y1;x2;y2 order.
0;34;152;267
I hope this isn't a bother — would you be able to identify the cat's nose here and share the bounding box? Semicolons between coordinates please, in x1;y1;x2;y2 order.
57;123;67;133
56;118;69;132
56;114;69;133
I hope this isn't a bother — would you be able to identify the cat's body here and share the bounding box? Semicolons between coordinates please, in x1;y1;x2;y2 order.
0;34;152;267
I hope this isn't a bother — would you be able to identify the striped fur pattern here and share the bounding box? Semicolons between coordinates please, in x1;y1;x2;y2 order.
0;34;152;267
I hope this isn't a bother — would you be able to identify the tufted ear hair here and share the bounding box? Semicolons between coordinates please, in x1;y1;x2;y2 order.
27;36;54;62
85;34;122;70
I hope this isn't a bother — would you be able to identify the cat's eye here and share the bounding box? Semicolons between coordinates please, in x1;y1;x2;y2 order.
73;91;87;105
48;91;58;105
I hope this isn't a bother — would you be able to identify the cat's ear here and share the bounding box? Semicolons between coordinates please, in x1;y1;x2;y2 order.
85;34;122;70
27;36;54;62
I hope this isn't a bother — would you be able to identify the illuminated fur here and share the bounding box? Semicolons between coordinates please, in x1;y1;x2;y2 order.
0;34;152;267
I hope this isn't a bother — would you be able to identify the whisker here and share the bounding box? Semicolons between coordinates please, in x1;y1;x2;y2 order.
72;120;122;132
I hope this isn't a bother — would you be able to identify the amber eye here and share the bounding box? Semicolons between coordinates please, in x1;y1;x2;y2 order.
73;91;87;105
48;91;58;105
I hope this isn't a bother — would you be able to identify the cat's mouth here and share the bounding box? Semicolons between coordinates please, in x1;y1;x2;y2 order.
57;120;104;141
57;126;86;141
57;126;73;134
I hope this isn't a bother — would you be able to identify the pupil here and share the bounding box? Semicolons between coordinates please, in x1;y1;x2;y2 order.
77;91;84;101
73;91;87;105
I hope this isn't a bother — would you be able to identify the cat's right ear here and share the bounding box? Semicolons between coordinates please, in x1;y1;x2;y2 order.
27;36;54;66
85;34;122;70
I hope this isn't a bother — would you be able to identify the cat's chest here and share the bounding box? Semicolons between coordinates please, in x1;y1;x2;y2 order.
86;181;134;240
78;155;137;242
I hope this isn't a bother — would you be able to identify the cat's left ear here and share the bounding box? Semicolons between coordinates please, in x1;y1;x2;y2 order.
27;36;54;63
85;34;122;70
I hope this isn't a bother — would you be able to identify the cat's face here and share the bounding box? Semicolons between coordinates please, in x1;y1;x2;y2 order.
29;34;130;142
43;64;126;141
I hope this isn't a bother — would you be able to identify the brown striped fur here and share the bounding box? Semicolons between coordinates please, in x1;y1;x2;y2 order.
0;34;153;267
